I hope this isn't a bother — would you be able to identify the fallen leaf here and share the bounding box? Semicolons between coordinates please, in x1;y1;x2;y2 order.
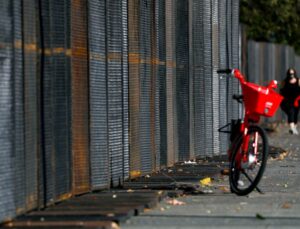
282;202;292;209
240;202;248;205
221;168;230;176
219;186;230;193
111;222;120;229
256;213;265;220
200;177;212;186
166;199;186;206
278;152;288;160
130;170;141;178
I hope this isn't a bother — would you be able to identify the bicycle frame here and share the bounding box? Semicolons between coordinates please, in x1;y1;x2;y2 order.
231;69;281;167
218;68;282;194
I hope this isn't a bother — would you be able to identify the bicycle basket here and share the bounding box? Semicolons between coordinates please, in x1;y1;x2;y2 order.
242;82;283;117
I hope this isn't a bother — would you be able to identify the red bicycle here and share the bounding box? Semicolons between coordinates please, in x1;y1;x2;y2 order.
217;69;283;195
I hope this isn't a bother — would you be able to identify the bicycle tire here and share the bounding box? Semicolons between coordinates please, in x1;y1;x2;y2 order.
229;125;268;196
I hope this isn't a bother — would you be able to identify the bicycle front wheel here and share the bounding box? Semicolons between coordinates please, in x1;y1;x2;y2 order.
229;125;268;196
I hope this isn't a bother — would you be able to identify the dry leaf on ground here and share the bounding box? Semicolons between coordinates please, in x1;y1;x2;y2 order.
256;213;265;220
278;152;288;160
219;186;230;193
200;177;212;186
281;202;292;209
166;199;186;206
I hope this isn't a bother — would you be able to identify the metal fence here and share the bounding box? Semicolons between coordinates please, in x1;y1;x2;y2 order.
0;0;241;222
245;40;300;122
192;0;241;158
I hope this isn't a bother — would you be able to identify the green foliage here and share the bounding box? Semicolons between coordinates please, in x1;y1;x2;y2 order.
240;0;300;54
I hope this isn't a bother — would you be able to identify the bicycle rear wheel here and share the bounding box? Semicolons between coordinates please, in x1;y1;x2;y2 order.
229;125;268;196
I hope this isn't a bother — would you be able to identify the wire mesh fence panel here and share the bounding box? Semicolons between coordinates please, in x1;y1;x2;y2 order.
225;0;233;123
247;41;258;83
107;0;125;186
258;43;265;84
0;0;17;221
128;0;141;178
139;0;153;174
150;0;159;172
264;43;275;85
231;0;240;69
165;0;177;165
122;0;130;180
149;1;160;172
203;0;213;157
273;45;284;121
263;43;276;123
218;0;229;155
50;0;71;202
191;0;241;158
88;0;110;190
155;0;166;169
211;0;220;157
71;0;90;194
287;46;295;68
12;0;26;215
274;45;285;82
40;0;72;203
188;0;194;159
40;0;55;204
227;0;241;121
225;0;235;123
195;0;224;158
151;0;160;171
23;0;39;210
192;0;205;158
176;0;190;161
128;0;164;173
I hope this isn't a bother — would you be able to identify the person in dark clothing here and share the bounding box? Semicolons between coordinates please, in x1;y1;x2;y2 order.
280;68;300;135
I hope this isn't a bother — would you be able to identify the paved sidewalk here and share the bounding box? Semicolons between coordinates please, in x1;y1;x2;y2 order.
121;123;300;229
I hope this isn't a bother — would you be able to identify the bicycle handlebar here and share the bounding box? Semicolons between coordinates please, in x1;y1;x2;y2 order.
217;69;233;74
217;68;246;83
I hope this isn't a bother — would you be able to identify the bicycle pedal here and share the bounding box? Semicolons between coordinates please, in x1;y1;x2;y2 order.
221;168;230;176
